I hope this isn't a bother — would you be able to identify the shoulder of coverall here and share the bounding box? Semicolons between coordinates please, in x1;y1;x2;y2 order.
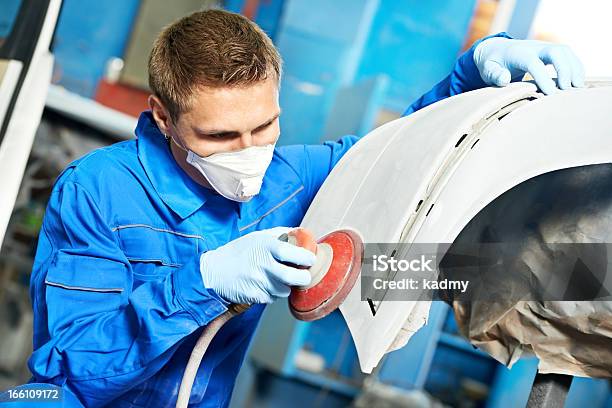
50;139;138;213
273;134;359;204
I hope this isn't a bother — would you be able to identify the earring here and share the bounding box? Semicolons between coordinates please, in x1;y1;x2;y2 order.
164;133;170;140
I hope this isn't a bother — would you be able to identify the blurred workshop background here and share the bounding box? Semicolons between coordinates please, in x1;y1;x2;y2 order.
0;0;611;407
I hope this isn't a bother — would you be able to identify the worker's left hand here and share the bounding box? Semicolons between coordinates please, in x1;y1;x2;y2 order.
474;37;585;95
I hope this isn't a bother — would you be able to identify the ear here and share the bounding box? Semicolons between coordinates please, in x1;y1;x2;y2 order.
148;95;172;135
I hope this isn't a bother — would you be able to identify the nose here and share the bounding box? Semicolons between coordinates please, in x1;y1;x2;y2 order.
238;132;253;149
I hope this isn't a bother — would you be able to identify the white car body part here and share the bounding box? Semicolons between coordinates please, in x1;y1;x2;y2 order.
300;82;612;373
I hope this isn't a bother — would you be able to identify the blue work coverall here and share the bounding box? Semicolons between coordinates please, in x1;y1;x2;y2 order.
28;35;506;407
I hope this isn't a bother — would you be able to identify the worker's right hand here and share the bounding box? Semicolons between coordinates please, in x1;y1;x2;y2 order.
199;227;315;304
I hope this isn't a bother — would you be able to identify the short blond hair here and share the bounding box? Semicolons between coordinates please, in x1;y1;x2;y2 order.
148;9;282;121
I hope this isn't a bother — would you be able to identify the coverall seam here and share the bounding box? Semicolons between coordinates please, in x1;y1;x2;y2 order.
110;223;205;241
238;185;304;231
44;280;124;293
65;182;130;257
125;257;181;267
275;148;311;203
38;222;56;262
61;145;128;187
34;223;56;321
72;144;126;169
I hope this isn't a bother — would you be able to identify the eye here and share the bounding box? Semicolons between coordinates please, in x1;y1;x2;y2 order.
201;132;238;140
253;119;275;134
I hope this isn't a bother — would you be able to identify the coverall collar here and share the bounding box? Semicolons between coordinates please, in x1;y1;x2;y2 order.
136;111;239;219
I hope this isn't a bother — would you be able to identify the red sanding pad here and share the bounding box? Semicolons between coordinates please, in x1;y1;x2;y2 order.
289;229;363;321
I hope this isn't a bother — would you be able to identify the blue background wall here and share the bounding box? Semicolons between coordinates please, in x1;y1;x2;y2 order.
356;0;477;112
51;0;140;97
44;0;478;144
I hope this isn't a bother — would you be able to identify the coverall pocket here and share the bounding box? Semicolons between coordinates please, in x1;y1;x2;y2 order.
44;252;130;330
113;224;201;283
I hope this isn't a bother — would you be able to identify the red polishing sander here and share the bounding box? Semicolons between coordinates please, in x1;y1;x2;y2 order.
280;228;363;321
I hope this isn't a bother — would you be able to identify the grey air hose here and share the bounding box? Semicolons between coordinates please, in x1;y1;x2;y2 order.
175;303;250;408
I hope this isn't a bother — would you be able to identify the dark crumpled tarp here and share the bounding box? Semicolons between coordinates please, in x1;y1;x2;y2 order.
439;163;612;378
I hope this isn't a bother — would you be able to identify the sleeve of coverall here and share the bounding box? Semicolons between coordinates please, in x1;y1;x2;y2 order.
402;32;513;116
28;181;228;407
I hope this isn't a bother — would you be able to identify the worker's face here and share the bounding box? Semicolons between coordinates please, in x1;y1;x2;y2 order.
150;77;280;189
151;77;281;157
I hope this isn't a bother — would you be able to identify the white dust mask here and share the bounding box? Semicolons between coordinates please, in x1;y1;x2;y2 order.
181;141;275;202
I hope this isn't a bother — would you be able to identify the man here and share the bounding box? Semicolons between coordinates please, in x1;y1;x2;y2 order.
28;8;584;408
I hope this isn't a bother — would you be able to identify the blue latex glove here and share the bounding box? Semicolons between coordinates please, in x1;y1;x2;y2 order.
200;227;315;304
474;37;585;95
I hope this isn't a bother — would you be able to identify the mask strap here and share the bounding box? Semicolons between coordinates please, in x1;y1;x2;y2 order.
165;132;190;154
